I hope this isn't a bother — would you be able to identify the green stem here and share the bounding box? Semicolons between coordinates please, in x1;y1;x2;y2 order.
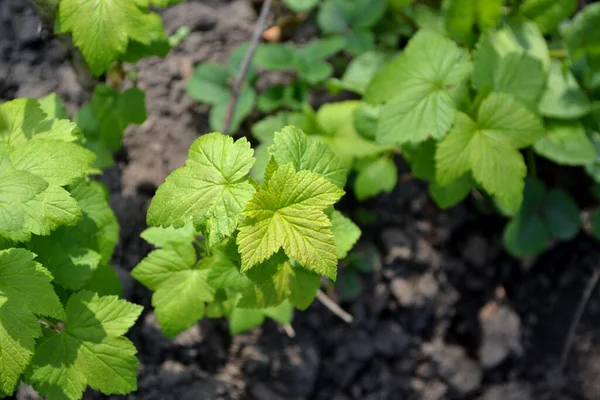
38;317;62;333
549;48;568;59
527;148;537;177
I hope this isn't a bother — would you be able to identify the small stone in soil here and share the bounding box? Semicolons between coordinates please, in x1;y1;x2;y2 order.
479;304;523;369
391;277;415;306
433;344;482;396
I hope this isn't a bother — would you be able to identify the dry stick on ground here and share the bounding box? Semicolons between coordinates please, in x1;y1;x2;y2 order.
222;0;272;134
559;268;600;372
316;289;354;323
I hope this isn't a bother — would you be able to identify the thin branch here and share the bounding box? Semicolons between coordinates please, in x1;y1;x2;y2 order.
316;289;354;324
282;324;296;338
559;268;600;371
222;0;272;134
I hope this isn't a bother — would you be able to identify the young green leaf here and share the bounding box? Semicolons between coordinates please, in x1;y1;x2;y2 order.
255;44;296;70
476;0;503;31
561;3;600;68
237;163;344;280
141;223;196;249
326;51;388;95
147;133;255;247
186;62;231;104
268;126;348;188
229;300;293;335
283;0;319;12
38;93;68;120
368;29;472;145
132;243;214;338
0;248;65;394
54;0;168;74
534;120;596;165
429;174;472;209
354;157;398;201
443;0;476;45
538;60;591;120
436;93;544;214
521;0;578;34
331;210;361;259
26;291;142;399
210;89;256;133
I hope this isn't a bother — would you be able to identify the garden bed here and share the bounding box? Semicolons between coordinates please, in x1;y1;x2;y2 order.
2;0;600;399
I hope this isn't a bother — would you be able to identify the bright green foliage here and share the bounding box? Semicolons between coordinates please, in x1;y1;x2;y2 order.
436;93;545;214
229;300;293;334
367;29;472;145
354;157;398;201
538;60;591;119
472;20;550;92
317;0;387;54
521;0;578;33
256;38;345;84
0;99;96;242
25;291;142;400
76;84;147;169
136;128;358;337
147;133;255;247
54;0;173;74
331;211;361;259
327;51;389;95
237;163;344;279
38;93;69;120
0;248;64;394
186;46;258;132
283;0;319;12
132;243;215;338
561;3;600;69
503;179;580;257
442;0;504;45
534;121;596;165
472;47;546;111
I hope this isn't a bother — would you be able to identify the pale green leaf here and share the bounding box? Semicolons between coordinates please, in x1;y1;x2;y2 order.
331;210;361;259
0;99;46;148
55;0;167;74
534;120;596;165
186;62;230;104
268;126;348;188
521;0;578;33
561;3;600;68
38;93;68;120
26;291;142;398
369;30;472;144
141;223;196;249
538;60;591;119
429;174;472;209
443;0;476;45
147;133;255;247
237;164;344;280
354;157;398;201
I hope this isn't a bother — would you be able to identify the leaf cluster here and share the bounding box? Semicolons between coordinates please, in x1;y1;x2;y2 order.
0;97;141;399
133;127;361;337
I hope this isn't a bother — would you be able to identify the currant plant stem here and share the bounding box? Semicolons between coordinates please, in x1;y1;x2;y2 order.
316;289;354;323
38;317;62;333
559;268;600;372
222;0;272;135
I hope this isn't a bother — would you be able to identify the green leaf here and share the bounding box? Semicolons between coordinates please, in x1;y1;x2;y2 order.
0;248;64;394
147;133;255;247
255;44;296;70
443;0;476;45
268;126;348;188
288;265;320;310
10;139;95;186
28;228;101;290
476;0;504;31
54;0;167;74
141;222;196;249
473;51;546;110
237;163;344;280
534;120;596;165
283;0;319;12
521;0;578;34
229;307;265;334
186;62;231;104
538;60;591;119
0;99;49;147
38;93;68;120
80;263;123;297
326;51;388;95
503;179;580;257
561;4;600;68
369;29;472;145
26;291;142;399
472;20;550;91
331;210;361;259
436;93;544;214
132;244;215;338
318;0;387;33
354;157;398;201
429;174;472;209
